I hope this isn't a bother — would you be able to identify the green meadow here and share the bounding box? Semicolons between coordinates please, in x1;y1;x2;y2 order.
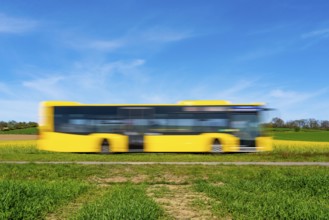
0;127;38;135
0;164;328;219
273;130;329;142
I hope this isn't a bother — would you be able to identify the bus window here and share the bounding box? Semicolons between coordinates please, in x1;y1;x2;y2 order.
231;113;260;140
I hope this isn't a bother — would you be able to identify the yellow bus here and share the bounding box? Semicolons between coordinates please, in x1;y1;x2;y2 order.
38;100;272;153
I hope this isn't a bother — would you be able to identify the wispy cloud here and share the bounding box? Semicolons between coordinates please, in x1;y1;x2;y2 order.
140;27;193;42
219;80;256;98
237;47;284;61
248;24;292;36
270;89;327;101
269;88;328;106
23;76;66;99
21;59;147;102
299;28;329;49
264;88;328;120
301;28;329;39
81;39;124;51
66;26;193;52
0;13;38;33
186;78;261;104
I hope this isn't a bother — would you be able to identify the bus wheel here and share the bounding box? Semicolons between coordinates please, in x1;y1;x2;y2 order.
212;140;222;153
101;139;110;154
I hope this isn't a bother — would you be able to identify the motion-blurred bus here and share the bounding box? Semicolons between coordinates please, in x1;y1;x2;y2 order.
38;100;272;153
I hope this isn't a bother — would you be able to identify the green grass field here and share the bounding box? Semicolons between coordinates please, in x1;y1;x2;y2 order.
269;128;329;142
0;164;328;219
74;185;165;220
0;180;89;219
0;127;38;135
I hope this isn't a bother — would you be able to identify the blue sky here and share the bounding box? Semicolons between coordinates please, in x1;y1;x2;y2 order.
1;0;329;122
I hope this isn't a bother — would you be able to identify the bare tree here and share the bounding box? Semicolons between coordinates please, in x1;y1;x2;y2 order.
271;117;285;128
321;120;329;130
308;118;319;129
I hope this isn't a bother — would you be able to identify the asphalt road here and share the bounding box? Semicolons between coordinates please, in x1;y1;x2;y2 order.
0;161;328;166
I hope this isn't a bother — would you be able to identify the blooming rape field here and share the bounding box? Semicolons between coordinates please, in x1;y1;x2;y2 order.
0;139;328;162
274;140;329;153
0;140;36;146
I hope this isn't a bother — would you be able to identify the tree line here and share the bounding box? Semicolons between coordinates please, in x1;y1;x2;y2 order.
0;121;38;131
266;117;329;130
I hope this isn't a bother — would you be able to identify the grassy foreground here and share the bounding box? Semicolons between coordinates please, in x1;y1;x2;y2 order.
0;164;328;219
1;137;329;219
0;180;88;220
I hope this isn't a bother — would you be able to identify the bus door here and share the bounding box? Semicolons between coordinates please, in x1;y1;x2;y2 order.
118;107;154;152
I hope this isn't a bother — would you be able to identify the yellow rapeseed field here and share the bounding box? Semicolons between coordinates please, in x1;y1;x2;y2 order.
0;139;329;153
0;140;37;147
273;140;329;153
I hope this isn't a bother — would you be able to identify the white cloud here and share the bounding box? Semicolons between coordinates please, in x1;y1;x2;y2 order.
237;47;284;61
269;88;327;105
23;76;66;99
77;39;124;51
301;28;329;39
0;13;38;33
300;28;329;49
21;59;146;103
3;67;329;122
66;26;193;53
141;27;193;42
218;80;256;98
262;88;328;120
71;59;146;87
270;89;296;98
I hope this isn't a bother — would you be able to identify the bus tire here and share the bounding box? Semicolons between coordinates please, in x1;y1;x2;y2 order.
212;139;222;153
101;139;110;154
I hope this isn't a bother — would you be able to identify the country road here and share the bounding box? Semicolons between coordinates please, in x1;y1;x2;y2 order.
0;161;328;166
0;135;37;140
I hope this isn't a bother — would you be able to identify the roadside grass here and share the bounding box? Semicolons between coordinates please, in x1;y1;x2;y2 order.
0;164;328;219
194;166;329;219
0;127;38;135
0;180;89;220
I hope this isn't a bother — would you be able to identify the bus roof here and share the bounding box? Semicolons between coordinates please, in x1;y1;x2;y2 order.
41;100;266;107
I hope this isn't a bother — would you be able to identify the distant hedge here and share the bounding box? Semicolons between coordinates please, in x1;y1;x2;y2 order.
264;117;329;130
0;121;38;131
